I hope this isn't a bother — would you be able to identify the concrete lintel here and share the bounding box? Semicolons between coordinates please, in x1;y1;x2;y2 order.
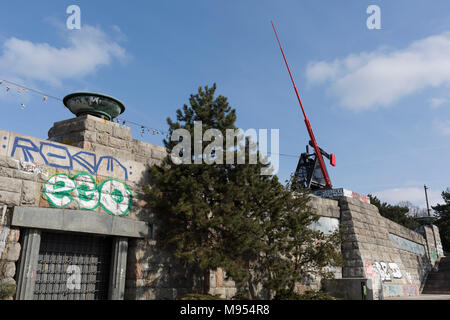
12;207;149;238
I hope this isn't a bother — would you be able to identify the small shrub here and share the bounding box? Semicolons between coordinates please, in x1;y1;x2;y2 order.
274;289;338;300
180;293;224;300
0;283;16;300
232;291;252;300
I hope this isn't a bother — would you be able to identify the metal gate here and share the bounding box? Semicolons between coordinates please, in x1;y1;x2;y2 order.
33;231;112;300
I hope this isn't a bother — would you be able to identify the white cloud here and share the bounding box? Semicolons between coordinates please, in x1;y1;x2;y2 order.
306;31;450;110
0;25;127;86
434;119;450;135
429;97;448;108
374;187;443;209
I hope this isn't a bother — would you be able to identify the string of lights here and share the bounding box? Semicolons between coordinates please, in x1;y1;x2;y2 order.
0;78;302;158
0;78;171;138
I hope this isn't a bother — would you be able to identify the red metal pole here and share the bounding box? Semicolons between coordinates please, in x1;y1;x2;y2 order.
271;20;332;188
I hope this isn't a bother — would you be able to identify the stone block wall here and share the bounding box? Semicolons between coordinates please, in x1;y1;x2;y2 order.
0;116;198;299
47;115;166;169
416;225;444;266
208;268;238;299
338;197;442;299
0;207;20;299
0;114;444;300
207;195;343;299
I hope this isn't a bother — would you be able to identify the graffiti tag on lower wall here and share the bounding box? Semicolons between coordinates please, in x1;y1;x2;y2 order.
14;159;49;178
365;260;403;282
42;173;132;216
383;284;418;297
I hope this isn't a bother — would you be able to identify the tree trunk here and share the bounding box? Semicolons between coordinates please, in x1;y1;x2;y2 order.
203;270;210;295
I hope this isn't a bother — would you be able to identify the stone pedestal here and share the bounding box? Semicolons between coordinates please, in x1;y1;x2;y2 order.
47;115;166;167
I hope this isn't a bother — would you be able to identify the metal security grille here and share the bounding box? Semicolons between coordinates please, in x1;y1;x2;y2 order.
33;232;112;300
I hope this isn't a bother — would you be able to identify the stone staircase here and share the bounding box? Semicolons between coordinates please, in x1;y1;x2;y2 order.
422;256;450;294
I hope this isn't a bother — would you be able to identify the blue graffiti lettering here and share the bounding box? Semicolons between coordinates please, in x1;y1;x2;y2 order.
72;151;97;175
96;156;128;181
10;137;129;181
11;137;40;162
40;142;73;169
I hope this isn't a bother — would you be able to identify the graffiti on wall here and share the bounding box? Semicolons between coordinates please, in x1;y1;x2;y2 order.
42;173;132;216
14;159;49;178
11;137;129;181
389;233;425;256
367;261;403;282
383;284;419;297
364;260;377;280
405;272;412;284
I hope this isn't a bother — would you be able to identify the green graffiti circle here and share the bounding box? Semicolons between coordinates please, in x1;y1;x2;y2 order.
42;173;75;209
72;172;100;211
98;179;132;217
111;189;124;204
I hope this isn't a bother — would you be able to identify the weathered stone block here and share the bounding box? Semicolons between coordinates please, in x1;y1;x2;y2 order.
135;154;149;164
0;166;14;178
13;170;38;181
6;158;19;169
75;141;92;151
91;143;115;156
21;180;38;205
113;126;132;141
0;191;21;206
350;267;365;277
109;136;127;150
96;133;109;146
132;140;152;157
8;229;20;243
0;277;15;286
82;130;97;143
2;262;16;278
95;121;113;134
146;158;162;167
6;242;20;261
151;148;166;160
0;177;21;193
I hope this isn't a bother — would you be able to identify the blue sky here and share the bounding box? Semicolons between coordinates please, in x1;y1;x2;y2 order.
0;0;449;209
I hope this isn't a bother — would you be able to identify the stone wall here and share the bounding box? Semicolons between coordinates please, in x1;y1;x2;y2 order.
0;115;197;299
208;195;343;299
338;197;443;299
0;207;20;298
0;114;444;300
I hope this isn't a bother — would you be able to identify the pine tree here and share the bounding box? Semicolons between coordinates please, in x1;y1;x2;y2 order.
247;178;344;299
432;189;450;252
368;195;419;230
145;84;343;298
145;84;267;293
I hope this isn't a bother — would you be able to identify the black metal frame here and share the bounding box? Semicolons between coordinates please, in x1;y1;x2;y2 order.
33;231;112;300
